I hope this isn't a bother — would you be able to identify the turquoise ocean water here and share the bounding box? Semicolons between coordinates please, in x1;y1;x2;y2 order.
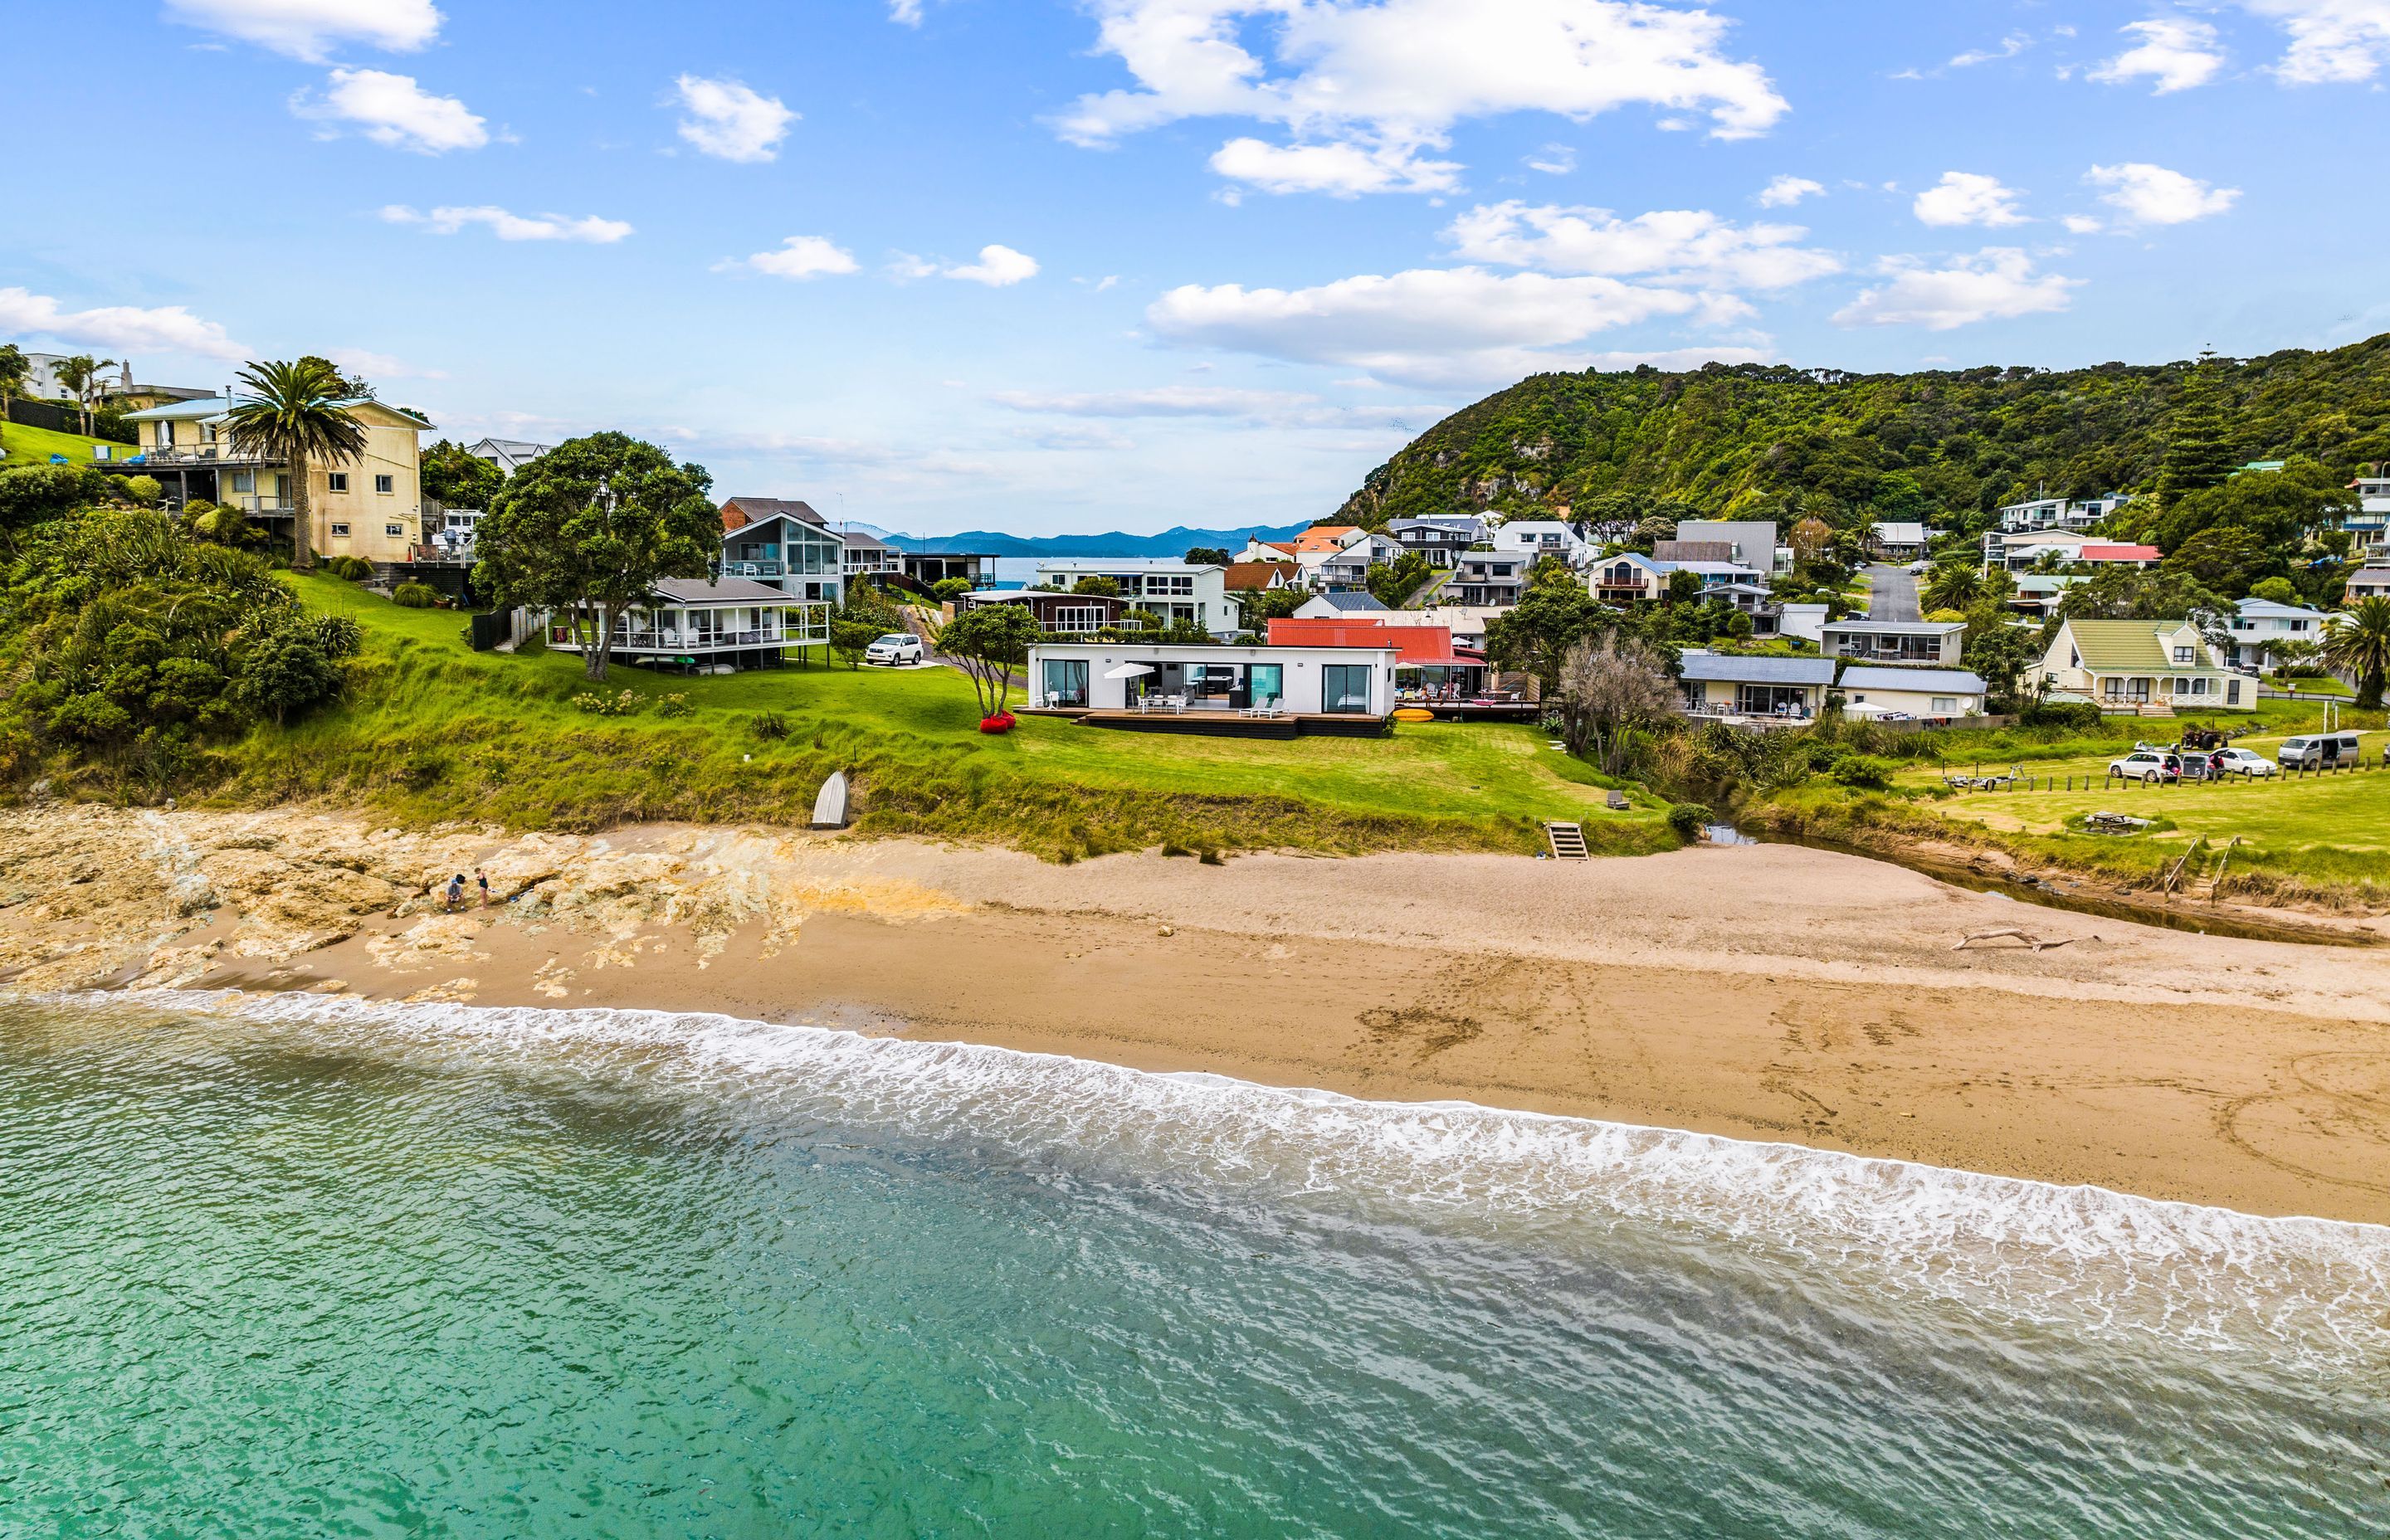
2;992;2385;1538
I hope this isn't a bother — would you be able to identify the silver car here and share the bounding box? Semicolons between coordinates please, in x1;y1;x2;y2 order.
864;632;924;665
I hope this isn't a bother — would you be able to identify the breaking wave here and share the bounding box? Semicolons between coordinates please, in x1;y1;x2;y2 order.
86;988;2390;1371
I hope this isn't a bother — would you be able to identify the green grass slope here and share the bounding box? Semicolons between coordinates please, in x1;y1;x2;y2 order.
0;418;137;468
207;576;1675;860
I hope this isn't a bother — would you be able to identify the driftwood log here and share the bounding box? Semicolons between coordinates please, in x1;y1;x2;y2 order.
1953;928;2076;953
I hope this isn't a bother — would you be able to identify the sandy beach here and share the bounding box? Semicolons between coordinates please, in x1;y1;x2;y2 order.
4;803;2388;1225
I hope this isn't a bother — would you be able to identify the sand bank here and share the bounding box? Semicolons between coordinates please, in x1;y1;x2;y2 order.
4;805;2388;1225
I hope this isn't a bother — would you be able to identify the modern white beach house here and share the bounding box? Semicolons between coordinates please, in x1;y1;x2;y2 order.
544;577;830;673
1025;640;1398;737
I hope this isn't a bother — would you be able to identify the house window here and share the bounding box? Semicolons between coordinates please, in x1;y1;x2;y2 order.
375;474;395;494
330;522;352;538
327;472;349;493
385;524;403;538
2173;646;2192;663
1932;697;1958;714
232;471;255;495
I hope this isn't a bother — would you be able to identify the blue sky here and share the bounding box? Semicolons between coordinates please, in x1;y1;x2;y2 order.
9;1;2390;535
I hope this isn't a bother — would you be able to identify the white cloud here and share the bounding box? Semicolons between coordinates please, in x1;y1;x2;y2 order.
724;235;860;279
2241;0;2390;83
0;286;249;361
939;244;1040;286
164;0;441;61
671;75;795;163
1832;248;2078;330
1145;266;1729;386
991;385;1443;431
2085;162;2241;224
1208;136;1459;195
292;67;486;154
2090;18;2227;93
1950;32;2032;67
1526;143;1577;175
890;0;924;23
1445;201;1841;290
1757;174;1822;207
381;204;634;243
325;347;446;380
2061;213;2105;234
1054;0;1787;197
1912;171;2028;227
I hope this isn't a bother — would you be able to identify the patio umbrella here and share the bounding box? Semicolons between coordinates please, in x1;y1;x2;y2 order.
1104;663;1154;680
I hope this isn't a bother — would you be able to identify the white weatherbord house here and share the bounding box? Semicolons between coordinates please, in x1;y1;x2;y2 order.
1489;519;1593;567
2036;618;2251;713
2223;597;2326;669
1820;618;1967;665
1676;653;1836;720
544;577;829;673
1032;558;1232;636
1838;665;1988;721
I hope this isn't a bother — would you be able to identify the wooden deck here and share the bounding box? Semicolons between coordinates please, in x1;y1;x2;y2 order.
1023;708;1390;739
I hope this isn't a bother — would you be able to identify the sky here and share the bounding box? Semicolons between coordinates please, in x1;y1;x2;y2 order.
8;2;2390;536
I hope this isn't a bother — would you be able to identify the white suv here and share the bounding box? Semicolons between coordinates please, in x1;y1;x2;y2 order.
2209;747;2278;777
864;632;924;666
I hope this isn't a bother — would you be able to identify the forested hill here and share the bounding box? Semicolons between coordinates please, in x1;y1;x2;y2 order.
1334;335;2390;533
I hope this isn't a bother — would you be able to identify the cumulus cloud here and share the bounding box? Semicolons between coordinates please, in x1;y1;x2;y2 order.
672;75;795;163
1053;0;1788;197
1950;32;2032;67
1144;266;1729;386
1757;174;1823;207
381;204;634;243
2241;0;2390;83
890;0;924;22
1209;137;1461;196
2085;162;2241;224
164;0;441;61
2090;18;2227;92
1912;171;2028;227
724;235;860;279
1447;201;1841;290
902;244;1040;286
0;286;249;361
1832;249;2078;330
292;68;486;154
2062;213;2105;234
1525;143;1578;175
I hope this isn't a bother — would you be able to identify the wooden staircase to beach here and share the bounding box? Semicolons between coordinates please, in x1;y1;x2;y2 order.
1544;821;1589;860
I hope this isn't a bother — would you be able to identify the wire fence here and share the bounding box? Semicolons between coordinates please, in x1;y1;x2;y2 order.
1943;755;2380;793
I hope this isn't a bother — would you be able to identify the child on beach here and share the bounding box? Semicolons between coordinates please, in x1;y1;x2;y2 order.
445;874;466;911
476;870;491;907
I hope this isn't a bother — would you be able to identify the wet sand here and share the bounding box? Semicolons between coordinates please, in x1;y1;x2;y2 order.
5;807;2388;1225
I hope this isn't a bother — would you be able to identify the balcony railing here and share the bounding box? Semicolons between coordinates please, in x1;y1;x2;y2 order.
721;561;786;578
129;444;279;467
553;626;820;652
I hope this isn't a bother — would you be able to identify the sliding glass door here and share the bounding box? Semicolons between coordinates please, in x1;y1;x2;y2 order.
1321;664;1372;714
1042;658;1089;707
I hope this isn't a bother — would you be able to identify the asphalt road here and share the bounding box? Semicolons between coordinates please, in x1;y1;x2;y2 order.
1865;563;1920;623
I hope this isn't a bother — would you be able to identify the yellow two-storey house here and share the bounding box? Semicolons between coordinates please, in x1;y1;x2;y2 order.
120;397;433;565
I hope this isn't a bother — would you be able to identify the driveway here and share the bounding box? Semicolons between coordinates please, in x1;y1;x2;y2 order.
1865;563;1920;623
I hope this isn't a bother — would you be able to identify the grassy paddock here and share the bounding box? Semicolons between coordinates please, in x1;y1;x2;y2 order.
1758;723;2390;905
190;576;1675;860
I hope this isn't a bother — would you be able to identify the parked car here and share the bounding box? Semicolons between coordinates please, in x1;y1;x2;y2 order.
2278;731;2363;769
864;632;924;666
1906;560;1931;574
2109;750;2179;784
2209;747;2280;777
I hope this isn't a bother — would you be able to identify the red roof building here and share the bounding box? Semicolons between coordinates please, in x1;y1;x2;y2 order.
1267;618;1478;668
2078;543;2161;564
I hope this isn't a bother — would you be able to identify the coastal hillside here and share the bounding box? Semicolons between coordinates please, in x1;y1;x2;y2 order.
1336;334;2390;530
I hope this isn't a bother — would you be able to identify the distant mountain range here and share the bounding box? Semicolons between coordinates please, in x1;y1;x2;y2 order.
842;522;1311;558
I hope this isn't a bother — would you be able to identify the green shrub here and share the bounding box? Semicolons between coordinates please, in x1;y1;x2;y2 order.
654;692;692;719
392;580;440;608
1827;753;1895;791
2021;699;2105;733
123;475;163;506
570;690;644;717
1666;802;1713;839
327;554;375;582
749;710;790;739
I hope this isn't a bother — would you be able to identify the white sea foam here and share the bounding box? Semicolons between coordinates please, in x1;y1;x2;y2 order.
81;988;2390;1368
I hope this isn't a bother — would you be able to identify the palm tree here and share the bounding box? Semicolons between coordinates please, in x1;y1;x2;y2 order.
2322;596;2390;710
223;358;366;570
51;354;116;435
1921;563;1984;612
0;344;28;412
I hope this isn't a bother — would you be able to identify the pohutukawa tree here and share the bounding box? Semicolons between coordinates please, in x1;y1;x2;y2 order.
472;431;719;682
223;358;367;572
939;603;1041;720
1554;631;1679;775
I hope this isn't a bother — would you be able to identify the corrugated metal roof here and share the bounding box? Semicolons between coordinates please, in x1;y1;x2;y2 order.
1839;666;1987;694
1305;591;1390;611
1677;653;1836;685
1824;620;1966;634
652;577;799;603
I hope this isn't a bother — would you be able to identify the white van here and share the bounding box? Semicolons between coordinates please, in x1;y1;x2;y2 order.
2278;731;2363;768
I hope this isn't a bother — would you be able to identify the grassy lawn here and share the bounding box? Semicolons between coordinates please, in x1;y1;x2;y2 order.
0;418;136;467
1846;722;2390;899
206;574;1674;860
